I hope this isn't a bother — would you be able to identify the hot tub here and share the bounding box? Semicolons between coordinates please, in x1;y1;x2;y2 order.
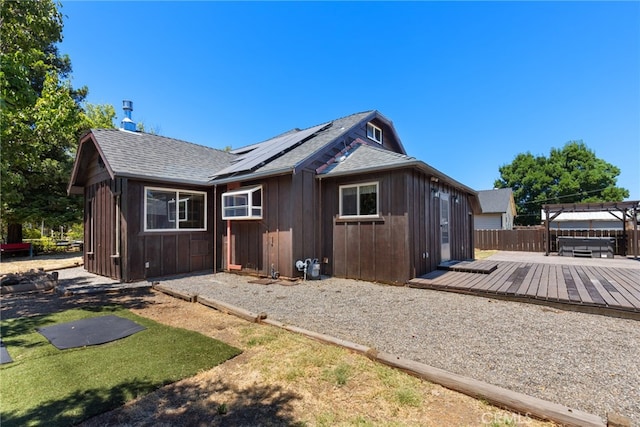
557;236;614;258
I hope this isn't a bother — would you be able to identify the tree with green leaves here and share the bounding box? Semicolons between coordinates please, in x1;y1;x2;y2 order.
83;103;116;129
495;141;629;225
0;0;115;243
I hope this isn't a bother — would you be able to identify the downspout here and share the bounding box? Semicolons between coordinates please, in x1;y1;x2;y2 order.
227;219;231;271
318;176;323;274
213;185;217;273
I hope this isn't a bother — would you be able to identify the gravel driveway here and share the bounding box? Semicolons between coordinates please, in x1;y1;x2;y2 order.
58;252;640;424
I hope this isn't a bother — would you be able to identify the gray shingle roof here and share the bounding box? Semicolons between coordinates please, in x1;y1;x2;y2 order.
212;122;332;178
92;129;235;185
258;111;375;173
319;142;417;176
477;188;514;214
211;111;376;182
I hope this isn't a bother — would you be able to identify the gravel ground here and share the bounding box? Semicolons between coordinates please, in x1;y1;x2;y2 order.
151;269;640;425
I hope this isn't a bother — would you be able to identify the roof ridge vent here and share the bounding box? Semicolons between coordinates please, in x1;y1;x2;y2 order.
121;100;137;132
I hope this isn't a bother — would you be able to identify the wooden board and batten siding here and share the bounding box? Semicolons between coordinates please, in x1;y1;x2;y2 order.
124;180;214;282
220;171;317;279
84;179;121;280
323;169;474;284
323;171;409;284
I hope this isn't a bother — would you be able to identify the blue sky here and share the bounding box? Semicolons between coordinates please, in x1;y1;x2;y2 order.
59;1;639;200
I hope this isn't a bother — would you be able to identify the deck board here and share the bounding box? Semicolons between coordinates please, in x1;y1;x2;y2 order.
408;260;640;318
477;262;517;292
597;268;640;308
491;262;524;293
575;267;606;305
555;266;569;302
537;264;550;299
587;275;626;309
524;263;544;297
546;265;558;300
569;265;594;305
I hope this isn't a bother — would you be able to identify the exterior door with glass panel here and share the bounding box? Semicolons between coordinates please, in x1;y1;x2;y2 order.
440;193;450;262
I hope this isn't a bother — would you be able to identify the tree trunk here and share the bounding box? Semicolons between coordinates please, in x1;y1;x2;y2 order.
7;223;23;243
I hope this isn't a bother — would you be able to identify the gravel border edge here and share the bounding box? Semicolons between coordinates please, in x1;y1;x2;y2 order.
185;292;608;427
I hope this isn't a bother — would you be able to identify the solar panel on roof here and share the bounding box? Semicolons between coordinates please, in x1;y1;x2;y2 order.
212;122;331;178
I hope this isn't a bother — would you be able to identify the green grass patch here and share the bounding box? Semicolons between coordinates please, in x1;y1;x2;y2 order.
395;387;422;407
0;306;241;427
323;362;352;386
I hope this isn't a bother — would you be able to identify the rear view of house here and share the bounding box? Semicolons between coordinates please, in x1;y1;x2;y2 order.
68;106;479;284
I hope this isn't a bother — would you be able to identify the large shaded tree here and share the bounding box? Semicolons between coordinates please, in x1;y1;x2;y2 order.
0;0;96;242
495;141;629;226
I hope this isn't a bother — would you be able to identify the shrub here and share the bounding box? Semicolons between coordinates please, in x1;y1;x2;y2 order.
30;237;65;254
67;223;83;241
23;227;42;240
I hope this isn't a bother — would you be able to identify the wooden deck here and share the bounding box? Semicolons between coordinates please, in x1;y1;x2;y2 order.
408;260;640;319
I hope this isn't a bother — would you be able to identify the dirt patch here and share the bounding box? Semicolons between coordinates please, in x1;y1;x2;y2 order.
1;269;58;295
0;258;555;426
0;253;82;275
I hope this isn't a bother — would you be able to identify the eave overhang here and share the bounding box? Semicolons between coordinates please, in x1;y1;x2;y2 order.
67;130;116;195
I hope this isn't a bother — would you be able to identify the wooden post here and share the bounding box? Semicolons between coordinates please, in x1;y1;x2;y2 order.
226;219;242;271
633;205;638;259
544;206;550;256
621;208;627;257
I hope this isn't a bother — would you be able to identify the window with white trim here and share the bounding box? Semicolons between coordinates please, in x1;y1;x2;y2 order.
339;182;379;218
366;122;383;144
222;185;263;220
144;187;206;231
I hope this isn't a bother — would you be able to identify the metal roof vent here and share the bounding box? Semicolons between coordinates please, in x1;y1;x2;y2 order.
121;100;137;131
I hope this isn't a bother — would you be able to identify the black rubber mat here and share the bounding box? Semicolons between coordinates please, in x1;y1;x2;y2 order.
37;315;146;350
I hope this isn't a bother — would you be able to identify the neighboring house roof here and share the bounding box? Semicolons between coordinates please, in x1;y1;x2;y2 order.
477;188;517;215
69;129;235;191
542;211;626;222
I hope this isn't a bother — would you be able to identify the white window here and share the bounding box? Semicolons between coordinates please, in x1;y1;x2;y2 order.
222;185;263;220
366;122;383;144
144;187;206;231
339;182;379;218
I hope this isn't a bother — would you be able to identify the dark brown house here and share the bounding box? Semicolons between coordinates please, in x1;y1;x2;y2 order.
68;110;479;283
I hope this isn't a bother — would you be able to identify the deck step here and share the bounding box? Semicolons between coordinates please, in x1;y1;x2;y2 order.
438;260;498;274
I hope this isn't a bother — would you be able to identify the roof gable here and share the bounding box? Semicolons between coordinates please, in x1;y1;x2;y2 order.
318;139;416;176
477;188;516;215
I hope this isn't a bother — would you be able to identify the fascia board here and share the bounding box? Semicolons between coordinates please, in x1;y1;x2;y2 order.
210;167;295;186
67;131;116;195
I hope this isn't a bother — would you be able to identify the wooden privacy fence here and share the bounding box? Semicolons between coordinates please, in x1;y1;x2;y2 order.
475;229;635;255
475;229;545;252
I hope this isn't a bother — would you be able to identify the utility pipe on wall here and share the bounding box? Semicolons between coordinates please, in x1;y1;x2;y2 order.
227;219;231;270
213;185;217;273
